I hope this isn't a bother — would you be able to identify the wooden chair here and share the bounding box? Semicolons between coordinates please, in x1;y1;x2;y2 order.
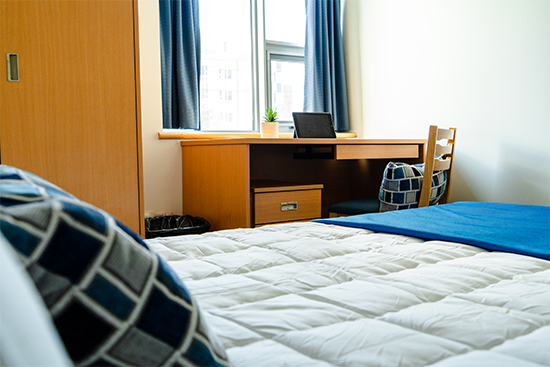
418;125;456;207
328;125;456;217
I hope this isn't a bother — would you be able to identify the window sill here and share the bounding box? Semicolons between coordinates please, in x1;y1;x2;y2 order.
158;132;357;140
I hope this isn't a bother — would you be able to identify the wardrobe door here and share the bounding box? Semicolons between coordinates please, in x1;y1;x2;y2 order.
0;0;143;234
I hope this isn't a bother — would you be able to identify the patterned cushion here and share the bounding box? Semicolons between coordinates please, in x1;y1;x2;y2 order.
379;162;447;212
0;165;230;367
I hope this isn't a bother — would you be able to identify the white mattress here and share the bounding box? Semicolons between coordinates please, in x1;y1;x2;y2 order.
145;222;550;367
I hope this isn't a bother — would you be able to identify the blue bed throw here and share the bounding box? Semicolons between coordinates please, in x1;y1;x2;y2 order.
316;202;550;260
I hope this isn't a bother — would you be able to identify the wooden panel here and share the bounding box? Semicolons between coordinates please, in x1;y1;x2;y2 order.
0;0;143;233
435;144;453;155
335;144;419;160
254;189;322;225
434;158;452;171
182;144;250;231
437;128;455;140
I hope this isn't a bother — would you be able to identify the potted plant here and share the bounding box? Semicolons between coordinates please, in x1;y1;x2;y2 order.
261;108;279;138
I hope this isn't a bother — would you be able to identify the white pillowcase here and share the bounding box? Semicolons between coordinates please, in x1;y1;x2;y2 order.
0;233;72;367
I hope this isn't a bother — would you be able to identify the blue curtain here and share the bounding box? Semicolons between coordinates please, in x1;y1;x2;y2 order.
159;0;201;129
304;0;349;132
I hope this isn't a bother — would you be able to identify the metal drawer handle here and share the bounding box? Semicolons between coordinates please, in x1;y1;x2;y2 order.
6;53;19;82
281;201;298;211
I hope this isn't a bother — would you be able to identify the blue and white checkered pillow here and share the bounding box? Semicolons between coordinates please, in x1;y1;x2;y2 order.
379;162;447;212
0;165;231;367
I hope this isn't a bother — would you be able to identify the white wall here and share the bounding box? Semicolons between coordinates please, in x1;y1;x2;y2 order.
139;0;550;215
344;0;550;205
138;0;183;216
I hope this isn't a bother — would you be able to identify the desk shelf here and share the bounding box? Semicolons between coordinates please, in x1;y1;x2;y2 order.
293;145;335;159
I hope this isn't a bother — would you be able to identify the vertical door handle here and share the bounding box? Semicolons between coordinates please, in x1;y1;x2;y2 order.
6;53;19;82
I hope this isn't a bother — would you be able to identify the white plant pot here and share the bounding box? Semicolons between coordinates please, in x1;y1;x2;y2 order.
261;122;279;138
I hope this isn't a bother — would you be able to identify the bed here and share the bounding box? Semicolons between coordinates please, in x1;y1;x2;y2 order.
1;165;549;367
145;204;550;367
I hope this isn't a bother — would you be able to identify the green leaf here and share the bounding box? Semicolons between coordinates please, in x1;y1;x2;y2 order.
263;108;279;122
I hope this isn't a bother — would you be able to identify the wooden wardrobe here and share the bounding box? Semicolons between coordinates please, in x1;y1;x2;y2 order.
0;0;144;235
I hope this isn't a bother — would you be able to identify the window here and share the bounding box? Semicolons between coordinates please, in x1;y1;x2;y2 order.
198;0;305;132
268;55;304;123
200;0;253;131
265;0;305;130
264;0;306;45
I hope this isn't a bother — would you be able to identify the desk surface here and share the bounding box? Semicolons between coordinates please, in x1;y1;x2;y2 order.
181;138;427;147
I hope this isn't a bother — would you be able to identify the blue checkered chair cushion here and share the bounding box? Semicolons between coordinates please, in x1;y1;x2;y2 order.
0;165;230;367
379;162;447;212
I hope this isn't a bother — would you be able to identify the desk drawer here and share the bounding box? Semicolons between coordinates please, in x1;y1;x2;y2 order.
336;144;419;160
254;186;322;225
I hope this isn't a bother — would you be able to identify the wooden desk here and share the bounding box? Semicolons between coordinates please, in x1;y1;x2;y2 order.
181;138;426;230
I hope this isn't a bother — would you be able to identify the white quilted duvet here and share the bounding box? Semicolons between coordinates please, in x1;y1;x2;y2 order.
145;222;550;367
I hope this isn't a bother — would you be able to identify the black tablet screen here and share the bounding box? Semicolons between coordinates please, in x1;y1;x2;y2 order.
292;112;337;138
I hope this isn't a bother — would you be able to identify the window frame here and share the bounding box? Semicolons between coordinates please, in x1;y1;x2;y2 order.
265;41;304;132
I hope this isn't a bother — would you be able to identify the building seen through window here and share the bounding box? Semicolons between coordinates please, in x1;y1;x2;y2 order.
270;57;304;122
199;0;252;131
199;0;305;131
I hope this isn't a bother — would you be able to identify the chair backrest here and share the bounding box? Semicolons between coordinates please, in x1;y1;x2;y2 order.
418;125;456;207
